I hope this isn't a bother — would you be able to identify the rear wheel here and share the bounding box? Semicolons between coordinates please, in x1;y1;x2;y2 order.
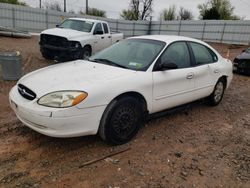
208;78;226;106
99;97;144;145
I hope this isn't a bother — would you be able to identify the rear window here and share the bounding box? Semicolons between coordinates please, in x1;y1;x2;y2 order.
190;42;218;65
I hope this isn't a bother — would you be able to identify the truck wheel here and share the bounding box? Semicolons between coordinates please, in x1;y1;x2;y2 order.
99;97;144;145
41;49;54;60
81;46;91;60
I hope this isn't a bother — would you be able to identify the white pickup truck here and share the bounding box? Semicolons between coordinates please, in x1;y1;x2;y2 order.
39;18;123;61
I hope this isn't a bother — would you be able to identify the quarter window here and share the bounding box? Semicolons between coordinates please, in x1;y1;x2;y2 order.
190;42;217;65
160;42;191;69
102;23;109;34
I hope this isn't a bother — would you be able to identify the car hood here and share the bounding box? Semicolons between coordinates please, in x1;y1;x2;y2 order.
19;60;135;98
236;52;250;60
41;28;90;40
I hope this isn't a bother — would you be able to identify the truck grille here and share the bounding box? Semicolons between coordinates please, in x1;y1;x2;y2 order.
40;34;69;47
18;84;36;100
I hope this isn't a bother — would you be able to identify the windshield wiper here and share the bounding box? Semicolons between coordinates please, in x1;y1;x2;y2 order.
90;58;128;69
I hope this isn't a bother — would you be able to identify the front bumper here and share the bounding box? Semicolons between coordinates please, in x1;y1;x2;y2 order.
40;44;81;61
9;85;106;138
233;61;250;75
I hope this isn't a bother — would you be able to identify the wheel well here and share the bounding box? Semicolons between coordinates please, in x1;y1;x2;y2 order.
84;44;92;53
220;75;227;87
114;92;148;113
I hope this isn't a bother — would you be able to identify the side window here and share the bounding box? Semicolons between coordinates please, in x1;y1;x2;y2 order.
102;23;109;34
160;42;191;69
94;23;103;34
190;42;217;65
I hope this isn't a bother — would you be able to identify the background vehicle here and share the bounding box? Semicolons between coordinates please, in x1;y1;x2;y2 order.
233;47;250;75
40;18;123;61
10;35;233;145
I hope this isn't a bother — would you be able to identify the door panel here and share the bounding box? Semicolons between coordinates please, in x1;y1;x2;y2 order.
93;23;106;52
189;42;221;98
152;41;195;113
153;68;195;113
193;64;214;99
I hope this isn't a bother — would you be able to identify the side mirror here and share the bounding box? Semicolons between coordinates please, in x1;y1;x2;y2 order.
158;61;178;71
94;30;104;35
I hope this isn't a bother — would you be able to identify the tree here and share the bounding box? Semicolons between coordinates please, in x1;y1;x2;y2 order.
121;0;153;21
178;7;193;20
0;0;26;6
87;8;106;17
44;1;62;12
198;0;240;20
160;5;176;21
79;8;106;18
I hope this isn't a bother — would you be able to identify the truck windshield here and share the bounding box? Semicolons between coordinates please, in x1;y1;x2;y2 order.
59;19;94;32
89;39;166;71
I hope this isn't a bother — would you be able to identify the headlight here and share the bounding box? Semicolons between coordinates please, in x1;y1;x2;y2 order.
70;41;81;48
37;91;88;108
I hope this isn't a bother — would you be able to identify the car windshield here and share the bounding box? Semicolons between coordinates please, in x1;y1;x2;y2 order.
245;48;250;53
89;39;166;71
59;19;94;32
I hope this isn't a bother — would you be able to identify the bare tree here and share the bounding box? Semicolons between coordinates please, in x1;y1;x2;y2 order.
178;7;193;20
121;0;153;21
160;5;176;21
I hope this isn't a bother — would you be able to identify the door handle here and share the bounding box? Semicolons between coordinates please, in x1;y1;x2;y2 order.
186;72;194;79
108;36;111;38
214;69;220;73
101;36;104;39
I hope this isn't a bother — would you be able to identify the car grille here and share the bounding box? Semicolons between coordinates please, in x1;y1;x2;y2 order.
18;84;36;100
40;34;69;48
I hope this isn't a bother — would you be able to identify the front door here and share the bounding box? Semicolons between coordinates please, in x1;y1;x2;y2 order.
93;23;107;53
152;41;195;113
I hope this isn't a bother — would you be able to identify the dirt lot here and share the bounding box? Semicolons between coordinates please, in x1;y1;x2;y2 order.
0;36;249;188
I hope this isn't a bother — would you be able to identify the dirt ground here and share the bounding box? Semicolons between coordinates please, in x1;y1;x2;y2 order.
0;36;249;188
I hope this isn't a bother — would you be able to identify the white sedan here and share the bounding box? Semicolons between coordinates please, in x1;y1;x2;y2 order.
9;35;233;145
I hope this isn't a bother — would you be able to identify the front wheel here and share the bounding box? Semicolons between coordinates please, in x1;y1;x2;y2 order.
80;46;91;60
99;97;144;145
208;78;226;106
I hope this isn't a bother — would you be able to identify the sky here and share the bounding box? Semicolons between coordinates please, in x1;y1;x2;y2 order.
21;0;250;20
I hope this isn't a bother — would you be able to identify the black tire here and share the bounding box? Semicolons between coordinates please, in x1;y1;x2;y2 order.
80;46;91;60
41;49;54;60
208;78;226;106
99;97;144;145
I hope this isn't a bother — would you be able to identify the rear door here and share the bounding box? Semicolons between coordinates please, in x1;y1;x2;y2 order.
188;42;220;98
152;41;196;113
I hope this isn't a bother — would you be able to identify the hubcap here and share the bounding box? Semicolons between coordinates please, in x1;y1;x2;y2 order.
214;82;224;103
83;51;90;59
112;105;137;138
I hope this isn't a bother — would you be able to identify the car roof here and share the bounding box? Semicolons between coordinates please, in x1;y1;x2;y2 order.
130;35;207;45
68;17;107;24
